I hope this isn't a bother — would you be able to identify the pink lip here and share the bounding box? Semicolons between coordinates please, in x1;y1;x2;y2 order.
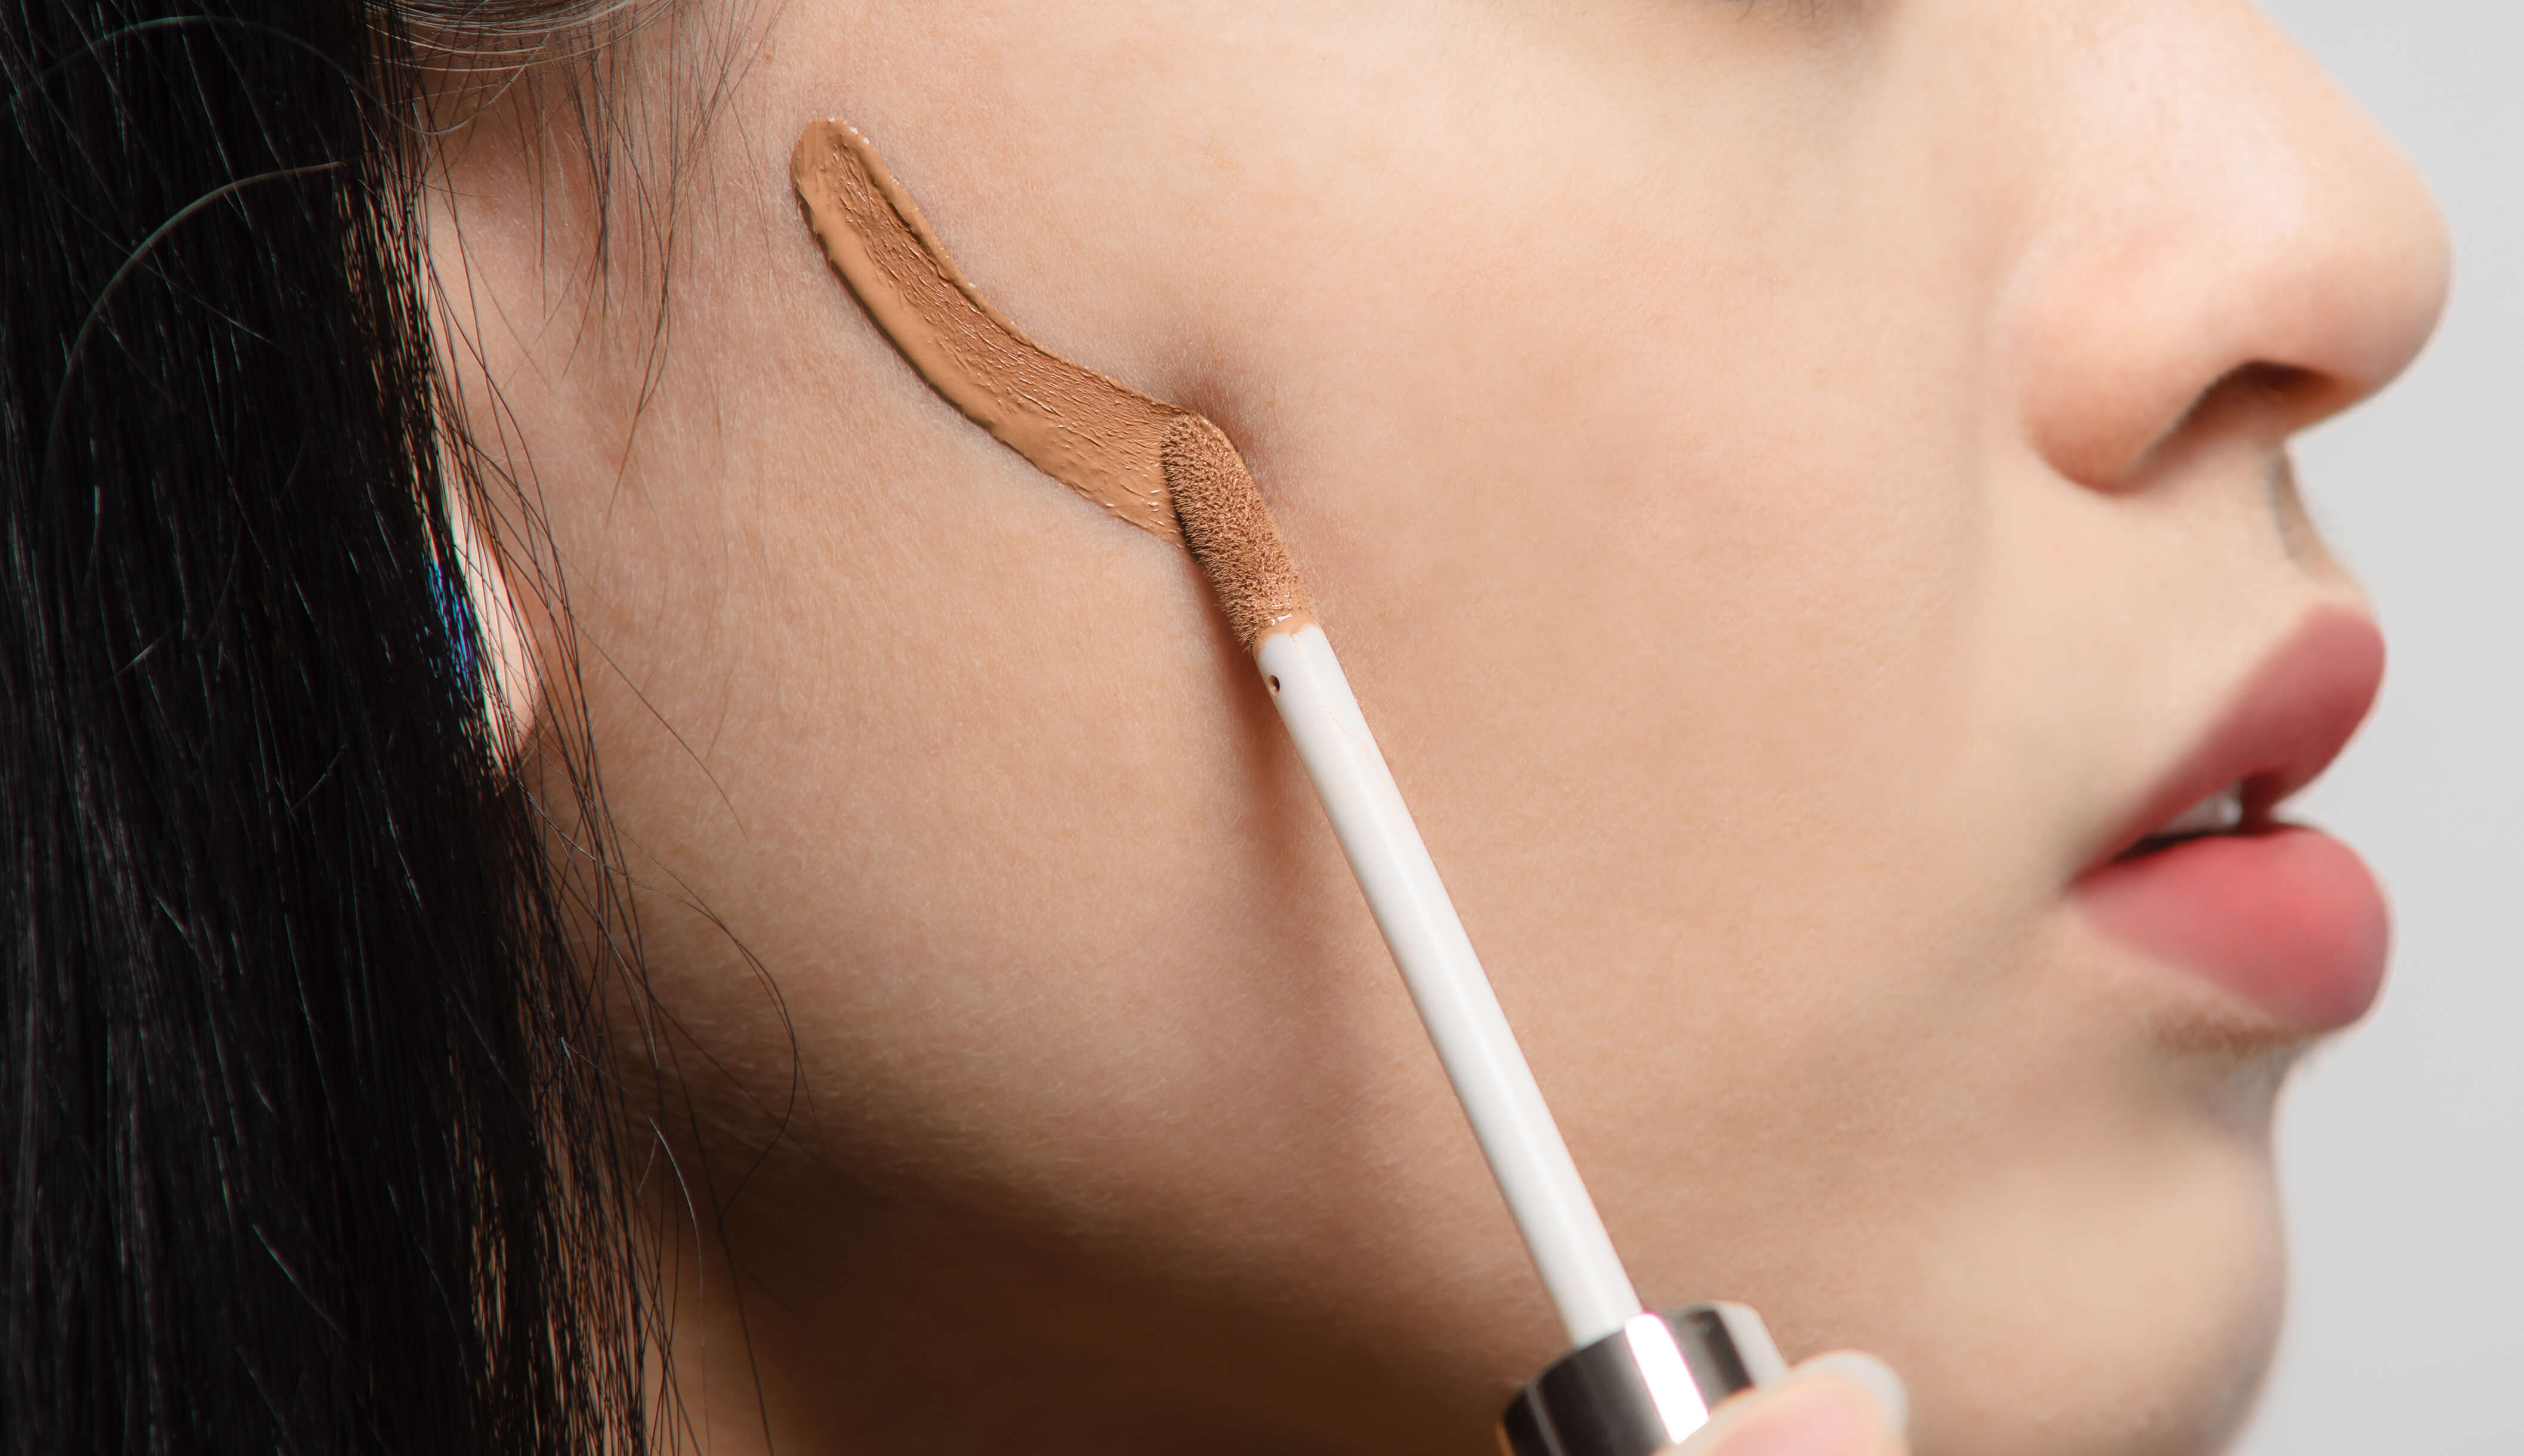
2071;609;2390;1032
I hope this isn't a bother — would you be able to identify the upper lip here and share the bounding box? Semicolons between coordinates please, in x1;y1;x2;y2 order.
2082;607;2386;871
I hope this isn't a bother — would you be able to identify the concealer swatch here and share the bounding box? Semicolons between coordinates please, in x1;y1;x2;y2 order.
791;118;1184;540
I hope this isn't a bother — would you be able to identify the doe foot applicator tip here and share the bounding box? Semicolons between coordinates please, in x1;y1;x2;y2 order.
1162;415;1313;647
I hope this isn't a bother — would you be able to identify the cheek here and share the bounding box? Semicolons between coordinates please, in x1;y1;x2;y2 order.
1255;213;2016;1066
1187;45;2016;991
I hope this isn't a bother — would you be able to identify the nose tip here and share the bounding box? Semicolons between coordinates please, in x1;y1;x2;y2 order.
2003;1;2452;489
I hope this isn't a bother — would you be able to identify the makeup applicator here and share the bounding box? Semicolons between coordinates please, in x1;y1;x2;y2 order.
792;118;1787;1456
1165;419;1789;1456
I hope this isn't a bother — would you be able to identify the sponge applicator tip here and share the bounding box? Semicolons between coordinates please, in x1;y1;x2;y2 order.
1163;415;1315;652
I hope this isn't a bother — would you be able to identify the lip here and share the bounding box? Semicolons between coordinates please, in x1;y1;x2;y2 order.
2071;609;2390;1033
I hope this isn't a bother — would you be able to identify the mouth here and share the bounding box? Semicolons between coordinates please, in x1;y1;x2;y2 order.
2072;610;2391;1034
2117;780;2253;856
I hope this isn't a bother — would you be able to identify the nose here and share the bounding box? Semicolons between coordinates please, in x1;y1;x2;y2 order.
2000;0;2452;487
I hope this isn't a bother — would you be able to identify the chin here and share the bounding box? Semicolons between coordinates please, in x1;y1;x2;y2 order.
1881;1116;2290;1456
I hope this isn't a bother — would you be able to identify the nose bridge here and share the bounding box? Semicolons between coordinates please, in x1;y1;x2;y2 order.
1998;0;2451;488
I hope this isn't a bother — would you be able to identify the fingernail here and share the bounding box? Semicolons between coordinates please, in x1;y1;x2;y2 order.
1799;1351;1909;1439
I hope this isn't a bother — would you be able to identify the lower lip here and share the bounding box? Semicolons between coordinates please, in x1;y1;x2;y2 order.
2073;826;2389;1032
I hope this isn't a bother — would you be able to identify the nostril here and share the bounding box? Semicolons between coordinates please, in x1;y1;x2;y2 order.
2127;362;2337;479
2220;362;2319;410
2208;362;2346;435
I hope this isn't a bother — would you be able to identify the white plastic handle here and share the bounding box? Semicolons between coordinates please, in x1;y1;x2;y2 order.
1256;624;1641;1347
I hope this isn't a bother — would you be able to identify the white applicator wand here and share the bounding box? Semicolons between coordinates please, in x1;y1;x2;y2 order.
1165;420;1789;1455
788;118;1786;1455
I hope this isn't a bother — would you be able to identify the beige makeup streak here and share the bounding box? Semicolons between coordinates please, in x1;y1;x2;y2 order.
790;118;1186;541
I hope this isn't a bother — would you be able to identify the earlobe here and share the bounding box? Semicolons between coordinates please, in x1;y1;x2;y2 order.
445;479;542;767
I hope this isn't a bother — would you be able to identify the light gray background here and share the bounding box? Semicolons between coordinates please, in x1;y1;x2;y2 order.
2235;4;2521;1452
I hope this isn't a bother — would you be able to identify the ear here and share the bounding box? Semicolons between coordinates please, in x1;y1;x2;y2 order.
445;480;542;766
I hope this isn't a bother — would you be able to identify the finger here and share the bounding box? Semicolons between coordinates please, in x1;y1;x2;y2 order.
1677;1350;1909;1456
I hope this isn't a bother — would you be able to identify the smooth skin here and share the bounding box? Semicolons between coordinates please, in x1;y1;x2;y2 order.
430;2;2448;1452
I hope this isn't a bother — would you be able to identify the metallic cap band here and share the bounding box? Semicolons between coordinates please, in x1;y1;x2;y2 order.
1498;1304;1789;1456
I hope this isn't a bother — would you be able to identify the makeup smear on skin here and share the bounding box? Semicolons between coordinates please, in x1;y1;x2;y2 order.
790;118;1186;541
790;118;1786;1452
790;116;1309;642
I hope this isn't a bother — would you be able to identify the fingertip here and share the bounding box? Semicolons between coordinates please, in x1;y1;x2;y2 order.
1797;1351;1908;1442
1680;1350;1909;1455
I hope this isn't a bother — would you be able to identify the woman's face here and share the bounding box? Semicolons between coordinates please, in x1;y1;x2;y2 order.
439;2;2448;1452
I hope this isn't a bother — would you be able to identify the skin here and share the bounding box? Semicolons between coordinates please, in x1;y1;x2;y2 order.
428;2;2449;1452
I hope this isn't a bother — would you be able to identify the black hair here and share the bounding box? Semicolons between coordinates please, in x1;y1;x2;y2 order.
2;0;658;1449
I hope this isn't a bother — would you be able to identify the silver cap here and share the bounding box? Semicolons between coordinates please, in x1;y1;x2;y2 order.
1498;1304;1789;1456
